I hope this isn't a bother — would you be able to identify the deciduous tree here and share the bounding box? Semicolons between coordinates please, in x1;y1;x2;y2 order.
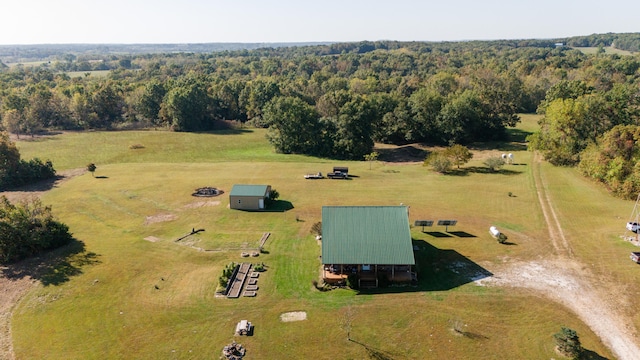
263;96;322;155
445;144;473;169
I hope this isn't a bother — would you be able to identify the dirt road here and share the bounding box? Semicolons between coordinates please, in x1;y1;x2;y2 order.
479;154;640;360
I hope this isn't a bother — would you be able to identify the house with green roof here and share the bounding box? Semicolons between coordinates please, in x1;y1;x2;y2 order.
229;184;272;210
321;206;416;288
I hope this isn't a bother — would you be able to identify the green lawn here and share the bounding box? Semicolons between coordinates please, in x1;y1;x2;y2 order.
9;118;633;359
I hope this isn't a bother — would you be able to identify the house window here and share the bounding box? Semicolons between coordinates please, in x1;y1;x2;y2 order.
362;264;371;271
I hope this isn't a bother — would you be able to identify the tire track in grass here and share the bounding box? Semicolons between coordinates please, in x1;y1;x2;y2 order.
489;151;640;360
532;152;573;257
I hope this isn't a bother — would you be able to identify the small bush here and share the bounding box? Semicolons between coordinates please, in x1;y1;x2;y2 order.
129;144;145;149
554;327;582;358
484;157;505;172
424;150;452;173
269;188;280;201
346;274;359;290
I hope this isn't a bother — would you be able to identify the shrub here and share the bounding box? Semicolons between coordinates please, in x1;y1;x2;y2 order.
0;196;73;263
484;156;505;172
424;150;452;173
554;327;582;358
346;274;359;290
87;163;97;177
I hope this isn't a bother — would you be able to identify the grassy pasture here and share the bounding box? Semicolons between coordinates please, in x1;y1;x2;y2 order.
10;117;636;359
65;70;111;78
573;46;635;55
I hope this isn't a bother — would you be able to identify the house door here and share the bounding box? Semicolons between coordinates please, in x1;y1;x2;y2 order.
259;198;264;209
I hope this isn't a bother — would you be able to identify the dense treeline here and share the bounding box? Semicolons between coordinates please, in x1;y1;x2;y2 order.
0;40;591;158
564;33;640;52
1;36;640;191
0;132;56;190
578;125;640;199
0;196;73;263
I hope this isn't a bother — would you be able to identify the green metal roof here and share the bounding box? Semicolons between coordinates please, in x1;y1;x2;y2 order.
229;184;270;197
321;206;415;265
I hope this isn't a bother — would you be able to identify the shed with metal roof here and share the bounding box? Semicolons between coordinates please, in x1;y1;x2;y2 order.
229;184;271;210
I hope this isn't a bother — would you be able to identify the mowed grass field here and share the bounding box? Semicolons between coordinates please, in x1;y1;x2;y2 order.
10;117;639;359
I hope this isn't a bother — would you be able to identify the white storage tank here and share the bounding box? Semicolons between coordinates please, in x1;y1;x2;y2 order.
489;226;501;237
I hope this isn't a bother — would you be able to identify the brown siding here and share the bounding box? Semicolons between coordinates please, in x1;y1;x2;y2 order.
229;195;264;210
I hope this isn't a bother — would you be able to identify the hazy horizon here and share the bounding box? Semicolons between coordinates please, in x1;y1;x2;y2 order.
1;0;639;46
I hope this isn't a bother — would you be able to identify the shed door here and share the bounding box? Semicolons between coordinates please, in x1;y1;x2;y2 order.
259;198;264;209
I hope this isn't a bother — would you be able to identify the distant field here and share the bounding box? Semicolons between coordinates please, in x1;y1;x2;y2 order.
65;70;111;78
573;46;635;55
4;60;51;67
10;116;637;359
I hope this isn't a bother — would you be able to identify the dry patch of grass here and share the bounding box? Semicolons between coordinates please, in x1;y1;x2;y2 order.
182;201;221;209
144;213;177;225
280;311;307;322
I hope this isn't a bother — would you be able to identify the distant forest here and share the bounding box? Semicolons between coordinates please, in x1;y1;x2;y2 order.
1;32;640;196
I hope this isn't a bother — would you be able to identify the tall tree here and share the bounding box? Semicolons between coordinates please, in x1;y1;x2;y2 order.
445;144;473;169
91;81;125;128
240;77;280;122
408;87;444;142
160;76;212;131
0;132;21;187
264;96;322;155
135;79;166;124
528;97;590;165
331;96;375;159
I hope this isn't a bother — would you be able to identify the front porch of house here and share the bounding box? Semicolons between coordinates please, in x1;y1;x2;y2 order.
322;264;415;288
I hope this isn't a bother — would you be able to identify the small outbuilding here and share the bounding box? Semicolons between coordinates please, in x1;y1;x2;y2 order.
229;184;272;210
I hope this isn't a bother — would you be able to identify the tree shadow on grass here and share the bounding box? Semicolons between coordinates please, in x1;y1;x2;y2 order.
1;239;101;286
376;145;429;163
193;128;255;135
447;166;523;176
1;174;63;192
506;127;534;144
580;348;609;360
350;339;399;360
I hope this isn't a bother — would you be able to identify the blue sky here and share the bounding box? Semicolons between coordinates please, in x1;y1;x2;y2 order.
1;0;638;44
